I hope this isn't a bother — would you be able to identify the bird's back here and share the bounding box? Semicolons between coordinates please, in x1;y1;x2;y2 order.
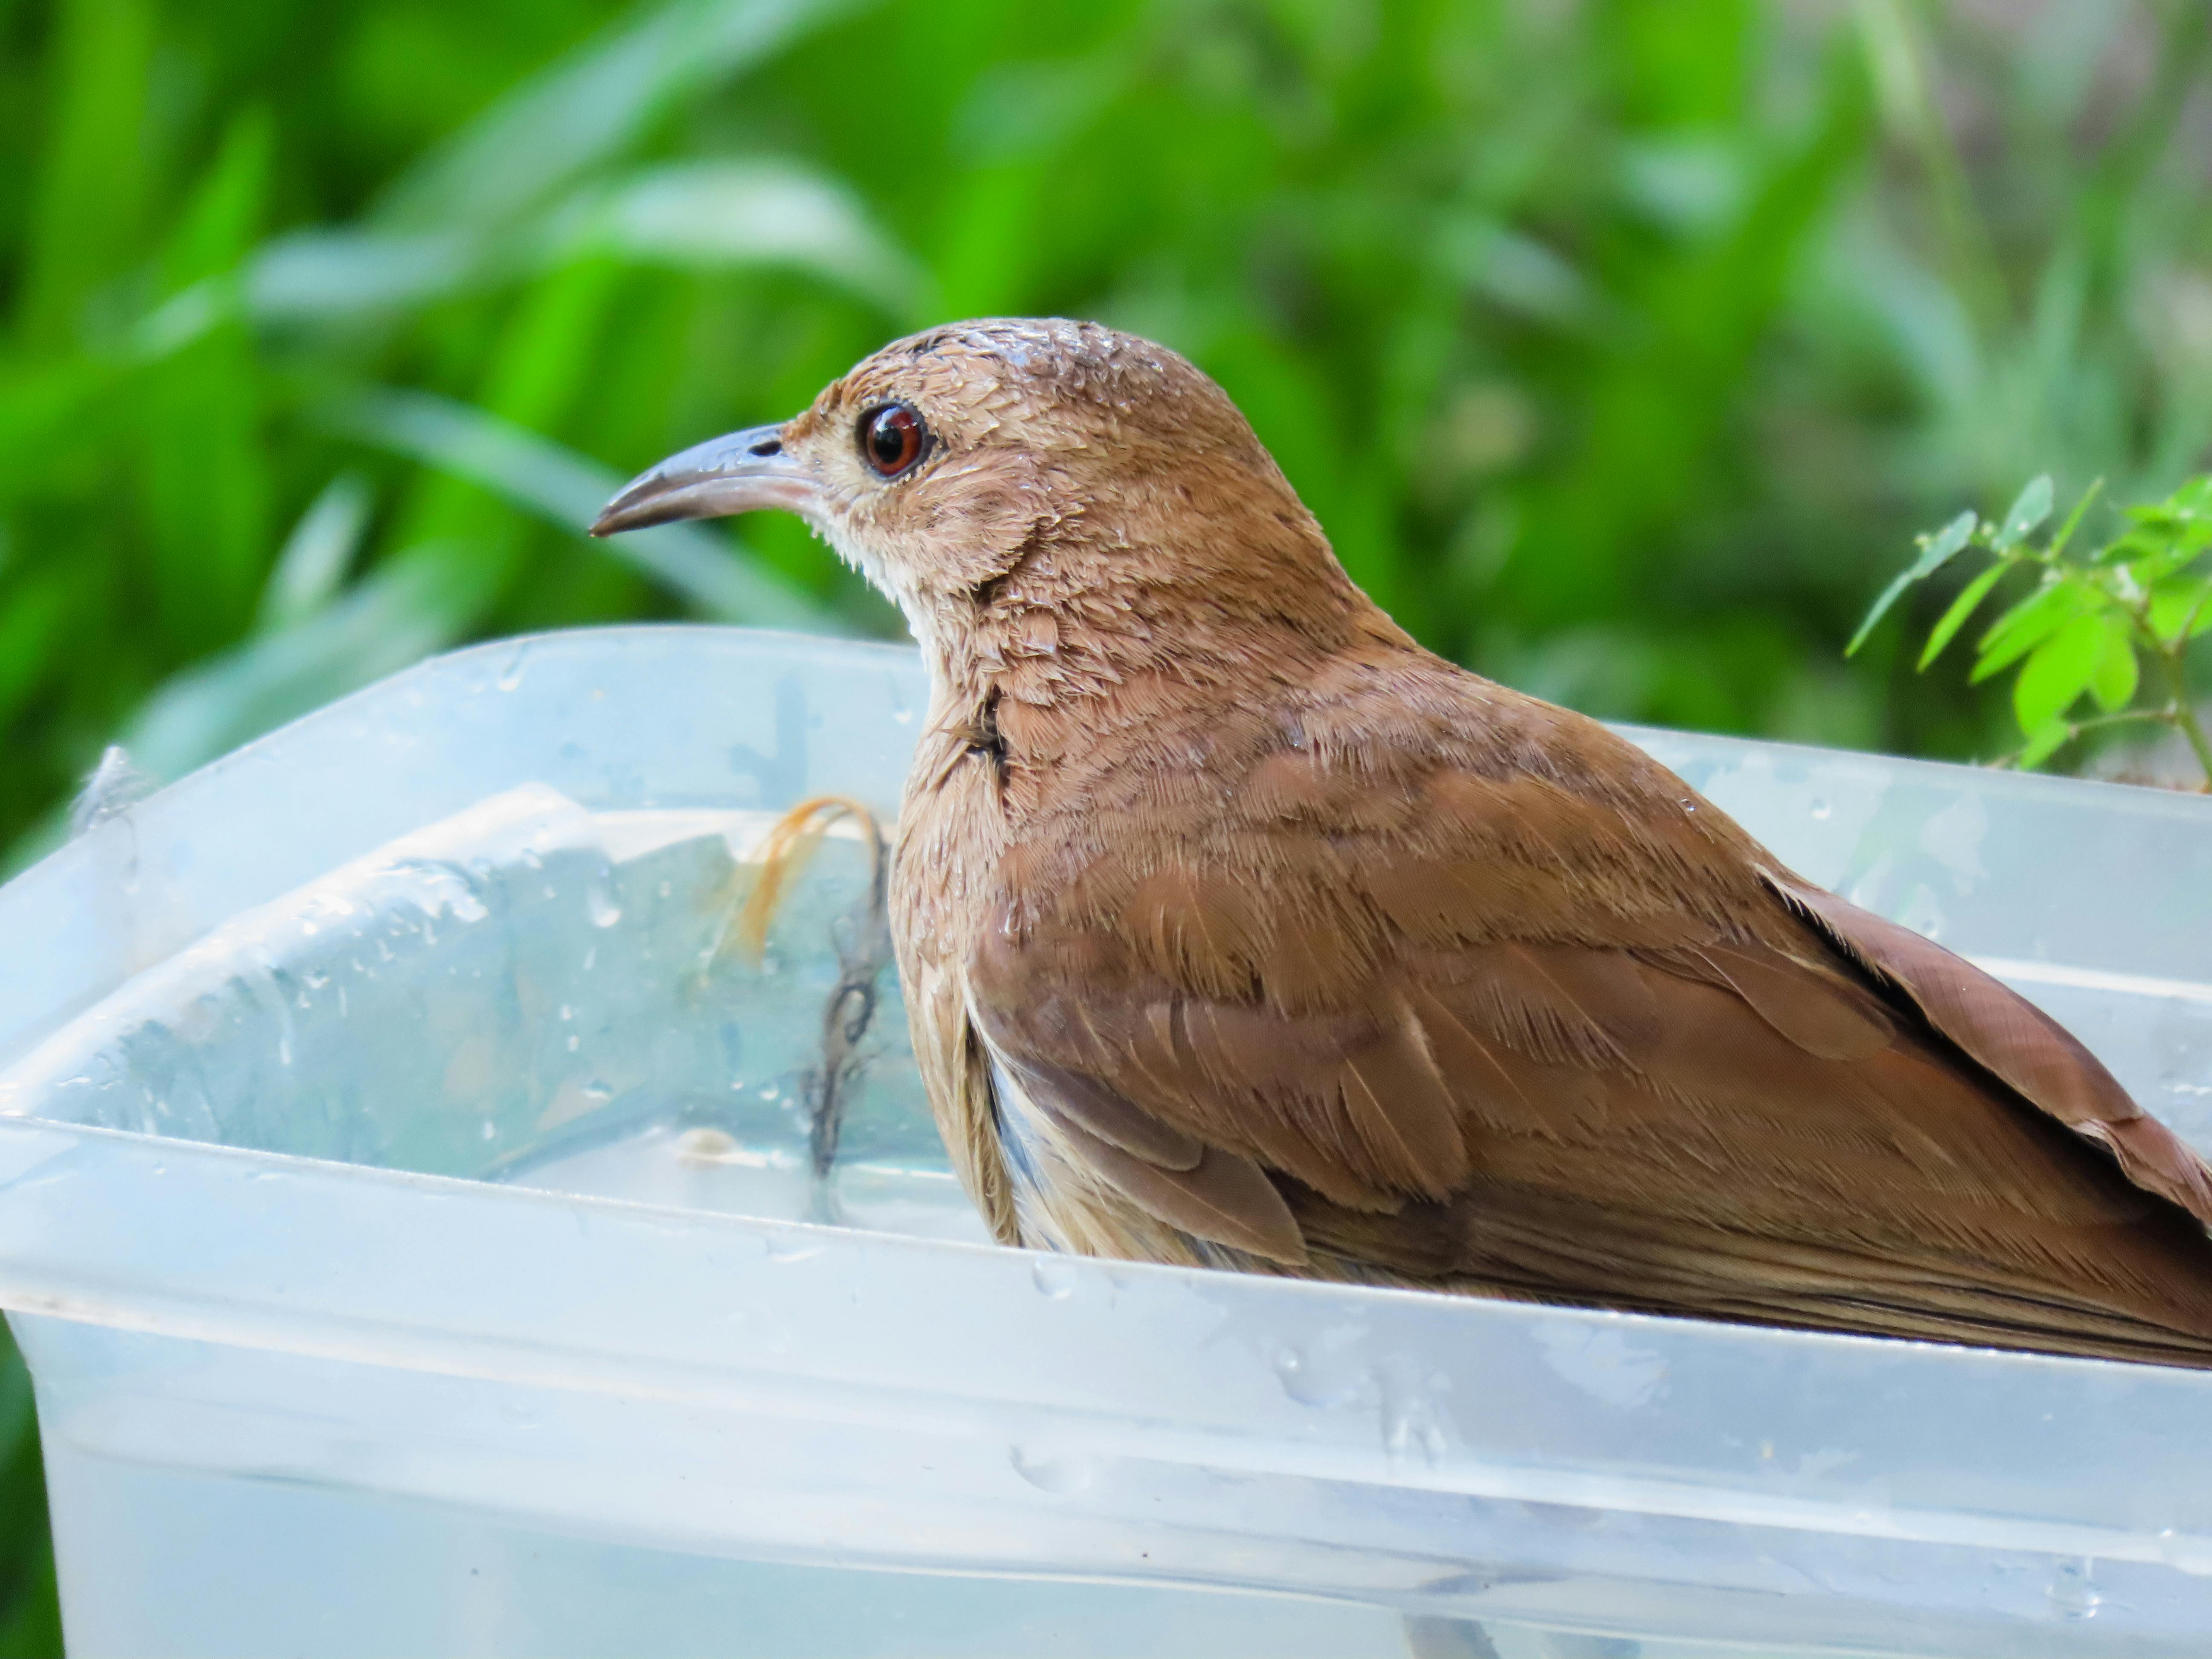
901;634;2212;1369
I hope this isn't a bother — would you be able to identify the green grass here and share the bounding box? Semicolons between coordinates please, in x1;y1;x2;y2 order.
2;0;2209;1635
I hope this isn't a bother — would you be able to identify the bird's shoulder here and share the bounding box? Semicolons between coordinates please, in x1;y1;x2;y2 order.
1004;640;1780;965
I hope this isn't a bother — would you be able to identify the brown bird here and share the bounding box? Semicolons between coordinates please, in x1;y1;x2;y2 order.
595;317;2212;1368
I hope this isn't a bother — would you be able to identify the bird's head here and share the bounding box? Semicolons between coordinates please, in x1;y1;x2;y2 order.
591;318;1354;661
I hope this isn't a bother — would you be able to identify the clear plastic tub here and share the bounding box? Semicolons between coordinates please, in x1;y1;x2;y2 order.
0;625;2208;1659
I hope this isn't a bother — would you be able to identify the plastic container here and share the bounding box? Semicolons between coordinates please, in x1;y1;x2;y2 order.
0;625;2209;1659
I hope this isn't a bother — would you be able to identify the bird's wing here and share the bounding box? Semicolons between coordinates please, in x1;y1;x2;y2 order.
1768;874;2212;1224
963;678;2212;1359
905;925;1022;1246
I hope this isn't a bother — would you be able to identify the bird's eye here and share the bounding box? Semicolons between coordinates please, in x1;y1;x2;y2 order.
859;403;928;478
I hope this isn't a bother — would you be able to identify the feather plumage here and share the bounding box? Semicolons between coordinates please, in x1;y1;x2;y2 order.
597;317;2212;1368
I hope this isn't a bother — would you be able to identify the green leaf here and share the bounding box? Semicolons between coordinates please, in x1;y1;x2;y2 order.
1971;576;2095;681
244;228;477;322
0;358;119;501
1918;559;2008;669
139;116;278;653
2170;476;2212;518
1441;217;1599;326
1845;568;1916;657
247;154;933;326
2120;513;2212;570
375;0;864;233
162;110;273;290
16;0;155;347
2012;611;2109;735
0;571;72;726
552;159;927;317
2148;575;2212;644
1846;508;1977;655
2121;531;2210;587
2088;618;2140;712
259;474;373;632
118;544;495;784
2049;477;2104;560
2017;718;2072;770
0;1330;60;1659
1992;474;2053;550
1913;509;1979;576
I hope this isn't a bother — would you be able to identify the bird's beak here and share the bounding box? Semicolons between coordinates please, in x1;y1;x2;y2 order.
589;423;815;536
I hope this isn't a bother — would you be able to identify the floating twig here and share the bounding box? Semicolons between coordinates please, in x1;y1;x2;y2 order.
731;795;894;1193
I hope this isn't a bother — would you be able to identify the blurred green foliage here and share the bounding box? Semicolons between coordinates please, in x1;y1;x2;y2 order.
1;0;2210;1634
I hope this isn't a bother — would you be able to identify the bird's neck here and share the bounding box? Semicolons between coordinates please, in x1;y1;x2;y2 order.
917;550;1395;794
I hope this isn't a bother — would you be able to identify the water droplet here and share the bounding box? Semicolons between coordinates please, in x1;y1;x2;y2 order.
1377;1363;1452;1468
1031;1257;1076;1300
1270;1344;1366;1409
480;1120;498;1142
657;880;672;900
582;1081;614;1106
2046;1558;2102;1620
565;1034;580;1052
558;1004;574;1022
1810;797;1832;820
1008;1447;1091;1494
276;1038;292;1067
584;881;622;929
496;649;527;693
1383;1401;1447;1467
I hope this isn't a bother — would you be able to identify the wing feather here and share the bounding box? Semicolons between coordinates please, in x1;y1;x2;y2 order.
952;673;2212;1363
1771;874;2212;1227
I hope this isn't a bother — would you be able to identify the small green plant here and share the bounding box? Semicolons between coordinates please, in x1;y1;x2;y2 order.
1850;474;2212;788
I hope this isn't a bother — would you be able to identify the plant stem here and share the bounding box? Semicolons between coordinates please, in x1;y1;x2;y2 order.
1997;707;2170;771
2110;587;2212;789
2068;709;2171;734
2158;645;2212;790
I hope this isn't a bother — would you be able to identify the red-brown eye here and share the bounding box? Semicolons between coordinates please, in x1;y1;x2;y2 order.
859;403;928;477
